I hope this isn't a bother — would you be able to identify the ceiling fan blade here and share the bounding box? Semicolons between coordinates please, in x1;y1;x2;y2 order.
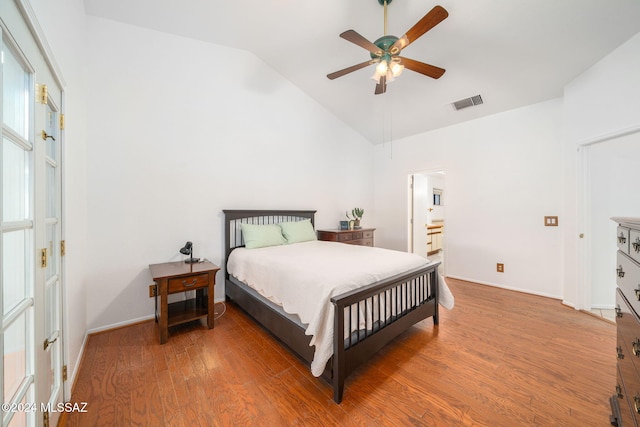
391;5;448;53
374;75;387;95
327;60;373;80
340;30;383;56
398;57;446;79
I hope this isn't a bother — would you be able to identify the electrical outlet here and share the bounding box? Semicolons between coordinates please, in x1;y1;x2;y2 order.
497;263;504;273
149;284;157;298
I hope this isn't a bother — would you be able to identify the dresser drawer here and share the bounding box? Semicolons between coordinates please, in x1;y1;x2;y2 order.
617;252;640;310
337;233;353;242
616;365;637;427
346;238;373;247
619;226;631;255
631;229;640;265
620;339;640;426
168;273;209;293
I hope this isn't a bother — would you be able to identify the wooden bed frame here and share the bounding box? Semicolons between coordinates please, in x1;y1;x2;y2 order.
223;209;440;403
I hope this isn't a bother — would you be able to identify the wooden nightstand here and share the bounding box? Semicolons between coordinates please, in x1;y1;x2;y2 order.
316;228;375;246
148;260;220;344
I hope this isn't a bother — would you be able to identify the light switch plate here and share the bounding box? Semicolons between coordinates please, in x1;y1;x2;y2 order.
544;216;558;226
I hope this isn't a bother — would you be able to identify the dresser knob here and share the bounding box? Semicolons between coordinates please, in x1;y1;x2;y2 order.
617;266;626;278
635;289;640;301
619;233;627;244
633;339;640;357
617;346;625;359
615;306;623;318
633;238;640;253
635;396;640;414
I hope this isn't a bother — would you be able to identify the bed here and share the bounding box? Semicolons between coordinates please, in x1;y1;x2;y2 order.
223;209;452;403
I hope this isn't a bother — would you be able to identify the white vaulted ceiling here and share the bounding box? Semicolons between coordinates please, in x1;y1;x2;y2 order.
84;0;640;143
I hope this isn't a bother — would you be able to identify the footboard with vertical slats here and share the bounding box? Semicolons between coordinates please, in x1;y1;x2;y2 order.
331;264;439;403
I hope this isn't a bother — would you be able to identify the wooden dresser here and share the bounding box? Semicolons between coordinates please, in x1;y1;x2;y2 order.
317;228;375;246
611;217;640;426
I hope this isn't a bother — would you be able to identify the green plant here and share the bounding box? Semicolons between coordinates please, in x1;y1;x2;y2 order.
346;208;364;221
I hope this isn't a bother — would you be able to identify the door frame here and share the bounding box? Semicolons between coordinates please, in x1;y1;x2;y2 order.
576;124;640;310
408;168;446;272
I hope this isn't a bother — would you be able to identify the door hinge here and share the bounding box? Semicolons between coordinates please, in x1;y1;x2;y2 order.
59;113;65;130
60;240;66;256
63;365;68;381
36;83;48;104
41;248;48;268
43;411;49;427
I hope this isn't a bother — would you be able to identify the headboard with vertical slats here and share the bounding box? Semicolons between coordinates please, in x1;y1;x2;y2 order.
223;210;316;275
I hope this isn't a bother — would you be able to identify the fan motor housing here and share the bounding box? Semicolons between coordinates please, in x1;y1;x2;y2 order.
377;0;393;5
370;35;399;60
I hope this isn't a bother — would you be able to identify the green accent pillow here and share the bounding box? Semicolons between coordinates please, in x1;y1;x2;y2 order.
240;223;287;249
279;219;317;244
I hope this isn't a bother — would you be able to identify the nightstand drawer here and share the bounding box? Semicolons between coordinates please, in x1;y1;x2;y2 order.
168;273;209;293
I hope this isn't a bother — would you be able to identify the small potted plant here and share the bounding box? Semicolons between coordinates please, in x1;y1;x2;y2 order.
346;208;364;229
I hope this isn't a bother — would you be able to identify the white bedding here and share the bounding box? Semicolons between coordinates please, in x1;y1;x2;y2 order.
227;240;454;376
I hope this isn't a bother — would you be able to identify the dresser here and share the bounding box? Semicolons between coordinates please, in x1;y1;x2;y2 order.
316;228;375;246
611;218;640;426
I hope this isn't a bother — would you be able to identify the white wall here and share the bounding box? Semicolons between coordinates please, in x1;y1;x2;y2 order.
374;99;564;298
84;17;374;331
562;31;640;308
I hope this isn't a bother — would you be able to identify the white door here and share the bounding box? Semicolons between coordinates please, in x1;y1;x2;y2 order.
1;1;65;426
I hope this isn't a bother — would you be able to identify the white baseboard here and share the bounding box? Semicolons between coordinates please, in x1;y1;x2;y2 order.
445;275;563;301
86;314;156;335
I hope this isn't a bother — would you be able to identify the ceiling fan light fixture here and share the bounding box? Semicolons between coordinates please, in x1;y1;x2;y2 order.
328;3;448;94
390;61;404;77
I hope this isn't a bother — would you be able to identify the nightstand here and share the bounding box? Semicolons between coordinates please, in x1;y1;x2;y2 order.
148;260;220;344
316;228;375;246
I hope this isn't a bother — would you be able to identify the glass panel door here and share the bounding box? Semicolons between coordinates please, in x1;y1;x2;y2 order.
42;99;63;420
1;2;65;425
1;32;36;427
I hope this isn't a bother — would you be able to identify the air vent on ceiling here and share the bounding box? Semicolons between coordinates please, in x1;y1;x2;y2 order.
452;94;483;111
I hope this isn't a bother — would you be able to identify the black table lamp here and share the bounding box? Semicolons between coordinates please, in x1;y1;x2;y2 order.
179;241;199;263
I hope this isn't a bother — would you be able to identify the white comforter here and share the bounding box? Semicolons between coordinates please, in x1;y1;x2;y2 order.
227;240;454;376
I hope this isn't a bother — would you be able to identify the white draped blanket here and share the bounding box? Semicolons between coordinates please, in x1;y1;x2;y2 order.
227;240;454;376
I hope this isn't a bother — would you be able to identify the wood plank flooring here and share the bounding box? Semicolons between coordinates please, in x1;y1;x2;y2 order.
64;278;615;426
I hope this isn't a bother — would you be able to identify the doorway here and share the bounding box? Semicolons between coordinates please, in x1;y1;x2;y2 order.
409;170;446;271
586;132;640;310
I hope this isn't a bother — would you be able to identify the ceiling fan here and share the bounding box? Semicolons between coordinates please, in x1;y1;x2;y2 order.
327;1;448;95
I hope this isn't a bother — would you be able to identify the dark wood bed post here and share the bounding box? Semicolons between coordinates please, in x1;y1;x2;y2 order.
333;302;346;403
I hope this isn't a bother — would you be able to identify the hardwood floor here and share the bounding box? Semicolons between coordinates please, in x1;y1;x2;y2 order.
64;278;615;426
